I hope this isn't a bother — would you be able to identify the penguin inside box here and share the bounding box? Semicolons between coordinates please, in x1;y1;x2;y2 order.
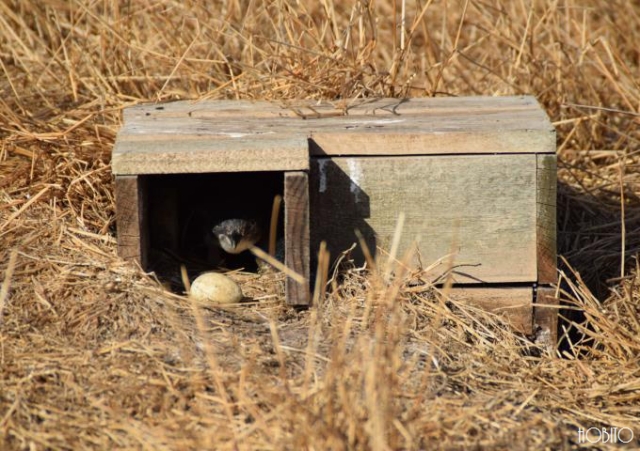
145;172;284;290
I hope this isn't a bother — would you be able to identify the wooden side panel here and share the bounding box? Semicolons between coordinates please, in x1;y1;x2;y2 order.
534;286;559;348
537;154;557;284
447;287;533;335
310;155;538;284
115;175;148;268
284;172;310;306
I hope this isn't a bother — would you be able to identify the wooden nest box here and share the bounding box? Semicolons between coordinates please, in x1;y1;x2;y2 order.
112;96;557;342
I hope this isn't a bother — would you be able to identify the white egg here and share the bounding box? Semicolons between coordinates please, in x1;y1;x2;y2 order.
190;272;243;305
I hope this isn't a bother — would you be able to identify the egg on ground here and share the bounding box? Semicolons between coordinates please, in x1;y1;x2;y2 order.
190;272;243;304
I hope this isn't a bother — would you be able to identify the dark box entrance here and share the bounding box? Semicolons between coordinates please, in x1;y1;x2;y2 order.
145;171;284;291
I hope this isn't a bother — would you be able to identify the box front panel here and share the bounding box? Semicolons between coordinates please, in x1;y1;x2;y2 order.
310;154;538;284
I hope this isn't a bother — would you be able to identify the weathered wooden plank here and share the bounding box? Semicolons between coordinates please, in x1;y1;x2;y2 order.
537;154;557;284
115;96;555;176
112;135;309;175
534;286;559;348
124;96;551;124
310;154;538;283
284;172;310;306
309;129;554;156
118;108;552;140
447;286;533;335
286;95;548;118
115;175;148;267
123;99;298;122
116;118;553;158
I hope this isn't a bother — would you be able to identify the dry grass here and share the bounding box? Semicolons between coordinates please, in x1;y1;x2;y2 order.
1;0;640;449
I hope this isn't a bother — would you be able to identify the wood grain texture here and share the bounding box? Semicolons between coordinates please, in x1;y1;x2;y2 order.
447;286;533;335
112;135;309;175
113;96;555;175
537;154;557;284
118;109;551;150
284;172;310;306
123;99;299;121
305;97;554;156
534;286;559;347
124;96;551;124
115;175;148;267
309;129;553;157
310;154;538;283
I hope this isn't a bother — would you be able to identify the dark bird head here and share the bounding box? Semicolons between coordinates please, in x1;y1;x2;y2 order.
212;218;261;254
